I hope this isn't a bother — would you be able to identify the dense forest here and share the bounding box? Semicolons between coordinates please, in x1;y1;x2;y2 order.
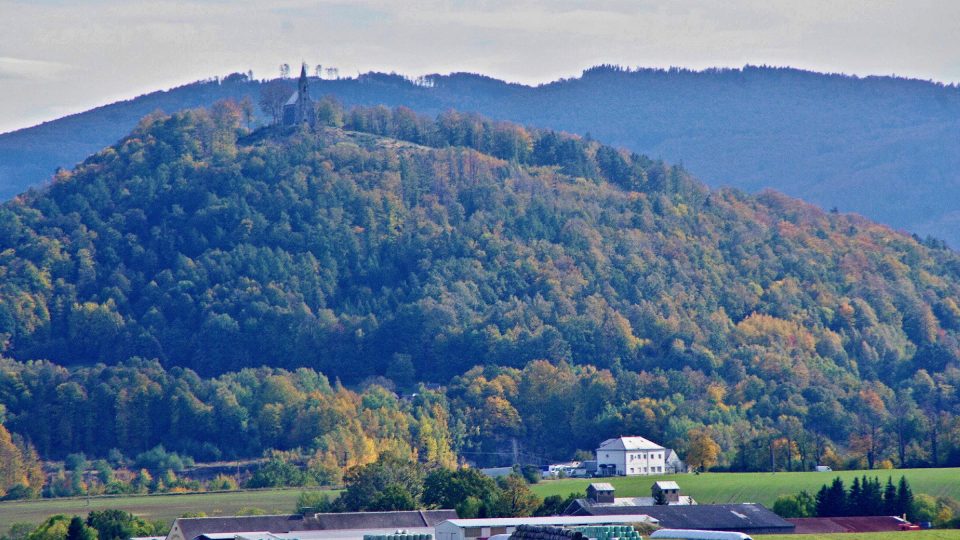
4;65;960;244
0;101;959;495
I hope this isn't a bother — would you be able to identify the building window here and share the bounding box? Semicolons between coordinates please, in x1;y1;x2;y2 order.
491;528;507;535
465;528;482;538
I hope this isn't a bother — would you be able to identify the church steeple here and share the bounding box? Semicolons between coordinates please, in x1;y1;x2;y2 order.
282;62;314;127
298;63;308;95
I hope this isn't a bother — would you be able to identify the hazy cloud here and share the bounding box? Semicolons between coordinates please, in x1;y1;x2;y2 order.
1;0;959;133
0;56;72;81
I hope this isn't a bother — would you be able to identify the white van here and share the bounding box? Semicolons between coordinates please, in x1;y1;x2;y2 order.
649;529;752;540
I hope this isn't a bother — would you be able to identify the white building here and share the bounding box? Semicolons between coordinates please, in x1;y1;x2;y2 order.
541;461;582;479
435;516;658;540
596;436;666;476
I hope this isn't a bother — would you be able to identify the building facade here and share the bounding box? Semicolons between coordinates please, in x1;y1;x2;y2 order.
596;436;666;476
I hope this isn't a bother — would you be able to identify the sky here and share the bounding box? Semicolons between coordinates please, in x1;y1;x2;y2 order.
2;0;960;134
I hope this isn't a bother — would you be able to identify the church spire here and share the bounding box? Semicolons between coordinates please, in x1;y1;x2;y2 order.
298;62;308;95
283;62;314;127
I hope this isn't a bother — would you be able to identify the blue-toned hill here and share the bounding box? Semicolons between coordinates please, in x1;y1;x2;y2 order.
3;66;960;245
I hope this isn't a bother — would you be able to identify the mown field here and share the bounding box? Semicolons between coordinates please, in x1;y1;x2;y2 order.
0;488;336;532
529;468;960;507
758;532;960;540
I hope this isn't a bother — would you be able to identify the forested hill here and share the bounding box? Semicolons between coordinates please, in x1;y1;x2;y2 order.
2;102;960;384
2;104;960;468
3;66;960;245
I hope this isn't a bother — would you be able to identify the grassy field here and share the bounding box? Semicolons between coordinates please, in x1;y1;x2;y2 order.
530;467;960;507
758;532;960;540
0;487;337;531
4;468;960;534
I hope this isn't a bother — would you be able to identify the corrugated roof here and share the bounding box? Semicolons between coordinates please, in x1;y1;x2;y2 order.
440;516;658;528
170;510;457;540
311;510;457;530
572;504;794;532
239;528;437;540
171;515;307;540
598;437;664;451
654;481;680;490
788;516;907;534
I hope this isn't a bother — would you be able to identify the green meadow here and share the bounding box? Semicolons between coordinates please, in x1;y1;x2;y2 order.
530;468;960;507
4;468;960;535
0;488;335;532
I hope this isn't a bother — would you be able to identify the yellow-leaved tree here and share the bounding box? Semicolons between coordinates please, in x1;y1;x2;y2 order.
0;420;44;498
686;428;721;472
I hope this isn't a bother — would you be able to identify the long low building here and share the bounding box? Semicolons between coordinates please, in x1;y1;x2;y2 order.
435;515;658;540
574;504;794;535
167;510;458;540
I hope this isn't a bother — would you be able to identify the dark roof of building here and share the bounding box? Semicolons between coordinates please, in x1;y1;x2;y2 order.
570;504;794;532
308;510;458;530
788;516;907;534
170;510;457;540
170;515;308;540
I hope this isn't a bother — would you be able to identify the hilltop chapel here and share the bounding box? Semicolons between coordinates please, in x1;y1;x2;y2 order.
282;64;314;127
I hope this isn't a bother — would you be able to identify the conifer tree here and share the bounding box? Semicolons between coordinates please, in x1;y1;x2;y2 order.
66;516;97;540
816;477;847;517
883;477;898;515
863;476;883;515
897;476;914;520
848;477;862;515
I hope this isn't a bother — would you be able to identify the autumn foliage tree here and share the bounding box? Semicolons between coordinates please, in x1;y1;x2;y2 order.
686;428;721;472
0;102;959;474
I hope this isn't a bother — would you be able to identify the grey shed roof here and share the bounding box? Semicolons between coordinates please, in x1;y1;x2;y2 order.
169;510;457;540
588;483;615;491
309;510;458;530
653;481;680;490
573;504;794;533
169;515;308;540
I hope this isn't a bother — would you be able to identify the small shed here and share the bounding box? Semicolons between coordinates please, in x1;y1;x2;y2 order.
587;483;616;504
652;481;681;503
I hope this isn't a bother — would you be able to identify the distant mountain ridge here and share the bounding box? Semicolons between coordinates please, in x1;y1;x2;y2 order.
3;65;960;245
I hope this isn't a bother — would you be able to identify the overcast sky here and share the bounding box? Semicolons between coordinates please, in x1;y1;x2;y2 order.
2;0;959;134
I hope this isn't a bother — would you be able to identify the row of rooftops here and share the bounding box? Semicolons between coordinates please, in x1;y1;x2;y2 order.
163;498;796;540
